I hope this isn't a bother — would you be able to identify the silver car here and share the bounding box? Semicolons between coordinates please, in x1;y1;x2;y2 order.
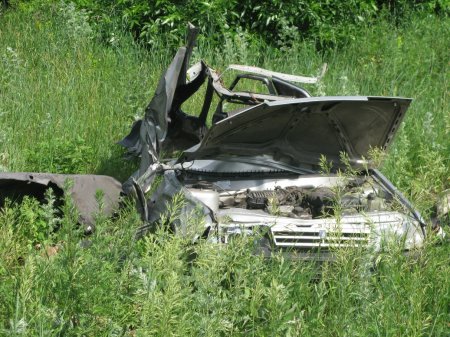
119;25;428;260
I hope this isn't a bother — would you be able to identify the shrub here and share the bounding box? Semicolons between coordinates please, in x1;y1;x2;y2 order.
10;0;447;49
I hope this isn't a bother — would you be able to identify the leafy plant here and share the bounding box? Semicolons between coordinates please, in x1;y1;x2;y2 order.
25;136;95;174
1;188;60;249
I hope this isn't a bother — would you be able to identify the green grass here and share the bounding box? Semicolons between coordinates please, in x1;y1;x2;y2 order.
0;2;449;336
0;2;167;180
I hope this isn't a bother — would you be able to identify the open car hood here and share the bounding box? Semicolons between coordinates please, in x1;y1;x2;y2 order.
182;96;411;169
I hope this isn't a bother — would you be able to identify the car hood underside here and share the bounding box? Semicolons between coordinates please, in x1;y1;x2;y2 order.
181;96;411;169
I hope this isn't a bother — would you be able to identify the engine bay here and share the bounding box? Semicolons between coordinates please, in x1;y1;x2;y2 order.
183;173;395;219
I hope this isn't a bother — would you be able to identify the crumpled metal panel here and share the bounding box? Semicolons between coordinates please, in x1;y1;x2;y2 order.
119;25;201;194
119;24;322;195
119;47;187;192
135;170;214;239
0;172;122;228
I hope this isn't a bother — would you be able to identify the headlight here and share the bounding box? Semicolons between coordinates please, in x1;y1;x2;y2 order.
371;216;424;252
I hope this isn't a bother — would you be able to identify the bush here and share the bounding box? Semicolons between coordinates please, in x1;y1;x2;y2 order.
63;0;449;49
10;0;448;48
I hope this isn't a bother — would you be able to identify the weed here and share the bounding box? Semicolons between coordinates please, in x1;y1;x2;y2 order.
25;136;95;174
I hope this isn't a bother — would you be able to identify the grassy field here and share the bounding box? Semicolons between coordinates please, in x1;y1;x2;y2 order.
0;2;449;336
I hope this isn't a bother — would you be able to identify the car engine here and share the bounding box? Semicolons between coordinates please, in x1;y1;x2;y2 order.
215;178;392;219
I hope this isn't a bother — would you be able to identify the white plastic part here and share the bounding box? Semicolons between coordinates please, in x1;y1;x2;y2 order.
223;63;328;84
188;189;220;213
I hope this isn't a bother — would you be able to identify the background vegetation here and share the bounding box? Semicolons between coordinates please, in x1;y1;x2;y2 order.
0;0;449;335
9;0;450;48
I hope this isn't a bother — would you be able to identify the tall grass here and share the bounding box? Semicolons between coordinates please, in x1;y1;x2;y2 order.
0;2;169;180
0;190;449;336
0;2;449;336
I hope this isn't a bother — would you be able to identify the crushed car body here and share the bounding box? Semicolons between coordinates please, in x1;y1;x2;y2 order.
119;24;327;195
0;24;438;259
118;24;431;259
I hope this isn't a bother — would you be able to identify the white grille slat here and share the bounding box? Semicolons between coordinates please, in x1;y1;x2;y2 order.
272;226;370;249
273;235;369;241
273;242;365;248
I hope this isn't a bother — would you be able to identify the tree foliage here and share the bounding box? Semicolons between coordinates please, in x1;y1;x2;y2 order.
8;0;449;48
73;0;449;48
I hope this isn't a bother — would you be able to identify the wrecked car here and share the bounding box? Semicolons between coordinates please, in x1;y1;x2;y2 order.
0;24;441;260
119;25;432;260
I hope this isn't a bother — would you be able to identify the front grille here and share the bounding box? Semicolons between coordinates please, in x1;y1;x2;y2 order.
271;227;370;250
